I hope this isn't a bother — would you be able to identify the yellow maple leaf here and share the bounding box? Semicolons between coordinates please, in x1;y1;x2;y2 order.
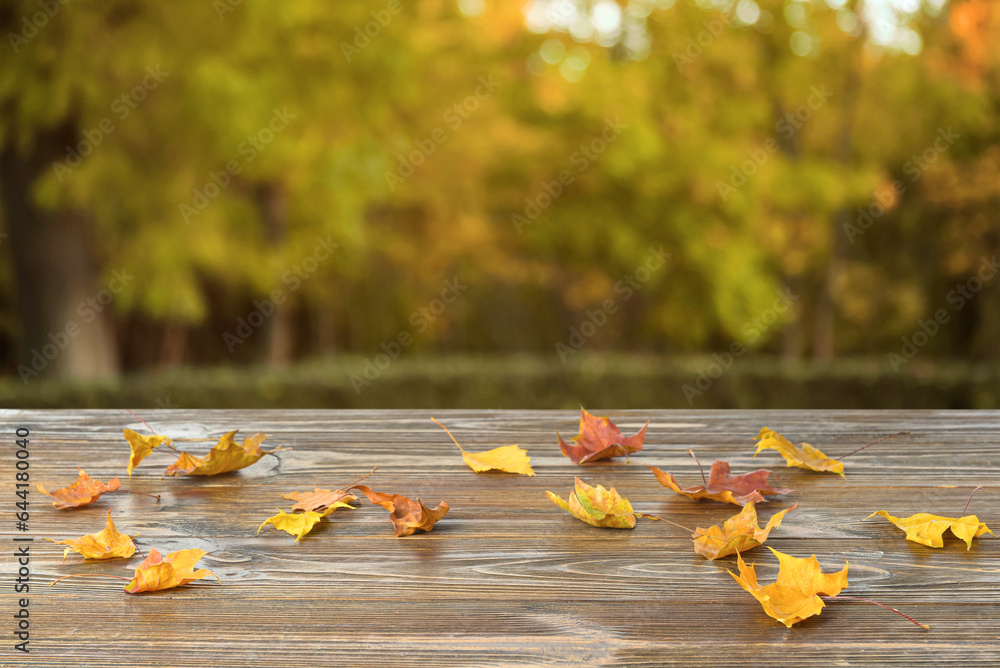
865;510;994;549
46;510;137;561
753;427;845;477
257;507;339;542
692;502;797;560
123;429;173;476
164;430;279;476
547;477;636;529
124;548;219;593
729;547;848;627
433;418;534;475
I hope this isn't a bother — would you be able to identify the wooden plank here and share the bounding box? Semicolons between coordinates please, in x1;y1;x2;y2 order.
1;410;998;666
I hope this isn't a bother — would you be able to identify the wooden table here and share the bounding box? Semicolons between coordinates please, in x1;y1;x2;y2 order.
3;410;998;666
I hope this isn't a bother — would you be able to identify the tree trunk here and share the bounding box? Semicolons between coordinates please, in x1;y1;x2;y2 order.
256;182;294;367
157;321;188;368
814;29;865;362
0;122;120;382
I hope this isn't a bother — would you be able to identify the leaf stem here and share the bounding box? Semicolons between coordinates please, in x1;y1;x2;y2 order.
341;467;376;491
688;449;708;487
634;512;694;533
323;467;377;508
821;595;928;629
263;445;291;458
839;431;910;459
50;573;131;587
125;408;158;436
431;417;466;453
962;486;983;515
122;489;160;502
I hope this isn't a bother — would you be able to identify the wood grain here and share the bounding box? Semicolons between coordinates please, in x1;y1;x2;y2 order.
1;410;998;666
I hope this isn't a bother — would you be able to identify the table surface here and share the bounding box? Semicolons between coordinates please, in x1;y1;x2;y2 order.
1;409;998;667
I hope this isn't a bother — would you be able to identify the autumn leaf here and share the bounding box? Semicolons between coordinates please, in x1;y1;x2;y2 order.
38;468;121;509
124;548;219;594
164;430;279;476
351;485;449;537
547;477;636;528
123;428;173;476
753;427;844;477
729;547;849;627
692;502;797;560
433;418;534;475
557;408;648;464
45;510;137;561
865;510;994;550
282;486;359;512
257;507;342;542
647;461;792;506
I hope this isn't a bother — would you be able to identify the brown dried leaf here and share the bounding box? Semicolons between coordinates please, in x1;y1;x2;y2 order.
647;461;792;506
351;485;449;537
558;408;648;464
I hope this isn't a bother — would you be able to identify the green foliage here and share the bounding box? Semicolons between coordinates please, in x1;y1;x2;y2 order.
0;0;997;375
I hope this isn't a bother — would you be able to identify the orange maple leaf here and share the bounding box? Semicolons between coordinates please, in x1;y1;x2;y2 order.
692;502;797;560
46;510;137;560
124;548;219;594
164;430;279;476
351;485;449;537
282;487;359;512
38;468;121;509
557;408;648;464
647;461;792;506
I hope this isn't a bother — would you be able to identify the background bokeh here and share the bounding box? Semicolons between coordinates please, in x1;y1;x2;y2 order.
0;0;997;409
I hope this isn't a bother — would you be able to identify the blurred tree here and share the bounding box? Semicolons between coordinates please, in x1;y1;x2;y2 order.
0;0;996;382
